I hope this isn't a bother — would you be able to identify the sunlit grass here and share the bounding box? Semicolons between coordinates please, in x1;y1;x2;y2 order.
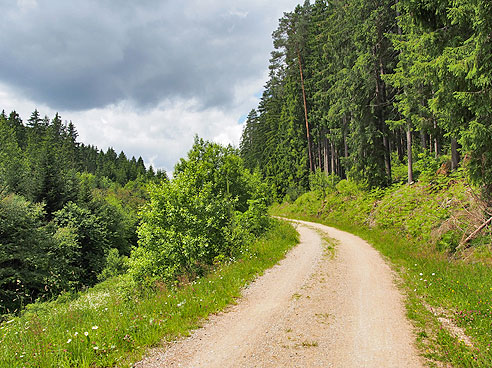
0;220;298;368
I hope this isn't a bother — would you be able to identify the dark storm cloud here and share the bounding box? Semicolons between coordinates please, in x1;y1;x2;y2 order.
0;0;290;111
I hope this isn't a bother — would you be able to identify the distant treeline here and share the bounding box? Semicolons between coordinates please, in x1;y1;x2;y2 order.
240;0;492;197
0;109;166;314
1;109;165;206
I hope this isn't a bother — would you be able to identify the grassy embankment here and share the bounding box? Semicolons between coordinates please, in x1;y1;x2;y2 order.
0;220;298;368
271;170;492;367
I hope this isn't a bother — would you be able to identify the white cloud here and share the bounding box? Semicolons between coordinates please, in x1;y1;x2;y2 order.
0;1;301;172
16;0;37;11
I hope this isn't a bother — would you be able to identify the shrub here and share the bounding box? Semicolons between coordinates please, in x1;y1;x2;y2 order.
130;138;272;287
98;248;129;281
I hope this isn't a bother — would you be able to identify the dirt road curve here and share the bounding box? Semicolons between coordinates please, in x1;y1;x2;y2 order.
135;219;424;368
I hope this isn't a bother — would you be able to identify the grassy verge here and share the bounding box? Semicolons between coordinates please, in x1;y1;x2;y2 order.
0;220;298;368
272;192;492;367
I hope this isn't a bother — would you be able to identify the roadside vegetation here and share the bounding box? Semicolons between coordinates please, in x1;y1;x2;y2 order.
271;157;492;367
0;220;297;368
0;135;298;367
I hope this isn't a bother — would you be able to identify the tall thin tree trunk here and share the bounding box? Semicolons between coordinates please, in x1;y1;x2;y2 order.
383;134;392;181
344;136;348;158
343;115;349;159
335;148;341;177
330;141;335;176
396;127;404;162
451;137;459;170
420;131;427;151
297;46;313;172
323;133;329;175
407;126;413;184
433;120;440;158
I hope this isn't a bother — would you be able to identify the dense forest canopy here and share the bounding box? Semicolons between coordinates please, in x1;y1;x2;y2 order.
240;0;492;198
0;109;165;313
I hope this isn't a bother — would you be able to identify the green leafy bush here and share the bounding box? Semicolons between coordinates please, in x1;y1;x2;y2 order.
130;137;272;287
98;248;129;281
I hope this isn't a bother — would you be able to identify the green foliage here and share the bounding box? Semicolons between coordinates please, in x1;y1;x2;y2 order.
131;138;272;286
461;120;492;187
0;194;50;313
53;202;110;286
98;248;129;281
48;224;82;293
0;221;297;368
91;193;135;256
283;183;306;203
309;169;339;197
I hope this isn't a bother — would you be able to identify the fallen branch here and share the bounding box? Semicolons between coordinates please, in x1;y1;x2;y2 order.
461;216;492;247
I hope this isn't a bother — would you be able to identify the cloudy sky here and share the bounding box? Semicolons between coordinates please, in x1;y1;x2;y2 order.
0;0;301;172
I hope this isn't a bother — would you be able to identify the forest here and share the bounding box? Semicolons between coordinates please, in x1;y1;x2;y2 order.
240;0;492;198
0;109;271;316
0;109;164;313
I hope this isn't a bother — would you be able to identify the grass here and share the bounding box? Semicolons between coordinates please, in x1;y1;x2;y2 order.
0;220;298;368
271;176;492;367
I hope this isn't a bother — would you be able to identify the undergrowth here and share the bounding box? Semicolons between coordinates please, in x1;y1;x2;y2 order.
271;170;492;367
0;220;298;368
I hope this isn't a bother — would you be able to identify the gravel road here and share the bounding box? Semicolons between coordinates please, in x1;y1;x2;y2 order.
135;219;424;368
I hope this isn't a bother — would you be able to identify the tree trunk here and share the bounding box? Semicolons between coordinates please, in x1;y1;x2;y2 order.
383;134;392;181
343;115;349;158
433;120;440;158
297;46;313;172
451;137;460;170
396;127;404;162
331;141;335;176
323;133;329;175
420;131;427;151
407;126;413;184
336;148;341;177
